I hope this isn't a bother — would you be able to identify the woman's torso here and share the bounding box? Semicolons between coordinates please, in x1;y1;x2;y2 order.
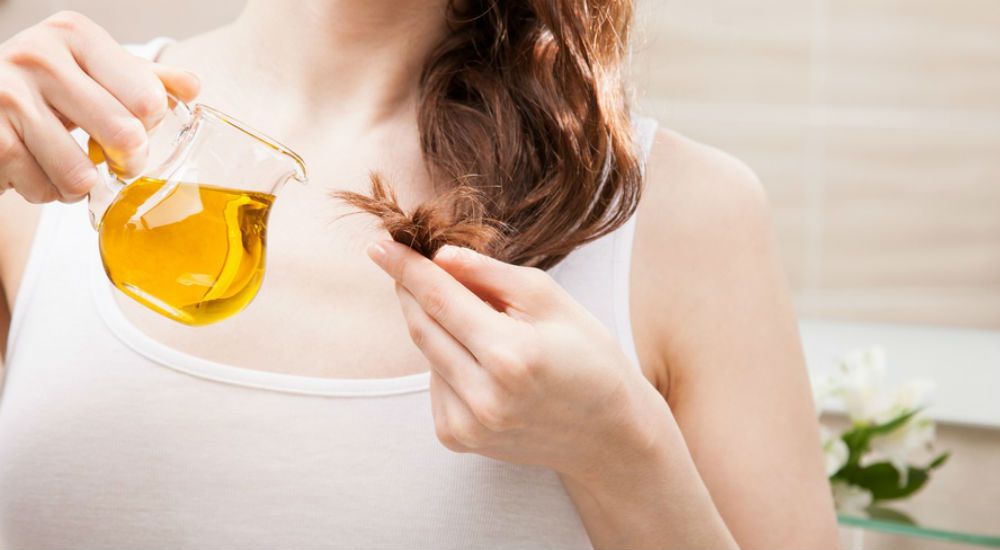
0;38;658;549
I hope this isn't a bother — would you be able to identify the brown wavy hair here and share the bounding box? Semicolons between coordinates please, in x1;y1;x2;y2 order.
335;0;642;270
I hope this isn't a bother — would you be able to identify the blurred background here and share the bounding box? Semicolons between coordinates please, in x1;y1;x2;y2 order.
1;1;997;548
632;1;1000;330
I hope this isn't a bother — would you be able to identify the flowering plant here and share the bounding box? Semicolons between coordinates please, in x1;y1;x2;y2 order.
813;347;949;516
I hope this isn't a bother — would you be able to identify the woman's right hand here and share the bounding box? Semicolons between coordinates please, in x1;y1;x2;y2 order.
0;11;199;203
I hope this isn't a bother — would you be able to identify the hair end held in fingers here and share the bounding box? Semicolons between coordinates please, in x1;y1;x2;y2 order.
333;173;506;260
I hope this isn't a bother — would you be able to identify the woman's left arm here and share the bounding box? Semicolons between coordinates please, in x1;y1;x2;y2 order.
627;131;840;548
369;238;737;548
366;131;838;549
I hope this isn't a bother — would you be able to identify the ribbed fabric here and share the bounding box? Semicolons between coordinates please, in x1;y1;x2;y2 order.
0;39;658;549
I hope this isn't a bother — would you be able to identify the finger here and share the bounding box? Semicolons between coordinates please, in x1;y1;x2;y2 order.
433;245;566;316
52;13;175;129
0;129;56;203
395;282;489;398
400;283;520;434
429;371;460;451
368;239;509;354
34;56;149;177
429;370;485;451
151;63;200;103
18;104;100;201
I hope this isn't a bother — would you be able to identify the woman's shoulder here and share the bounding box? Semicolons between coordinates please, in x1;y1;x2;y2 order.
629;126;781;390
639;127;768;233
633;127;773;281
633;126;774;270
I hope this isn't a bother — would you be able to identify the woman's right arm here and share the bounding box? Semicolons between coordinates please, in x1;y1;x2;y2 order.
0;10;200;365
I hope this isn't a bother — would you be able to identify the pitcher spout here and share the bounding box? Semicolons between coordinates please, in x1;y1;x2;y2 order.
194;104;308;189
284;148;308;185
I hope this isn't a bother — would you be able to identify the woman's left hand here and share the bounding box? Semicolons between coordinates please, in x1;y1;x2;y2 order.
367;240;668;485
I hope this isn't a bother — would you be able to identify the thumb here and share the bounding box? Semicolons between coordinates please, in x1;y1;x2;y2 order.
433;245;561;314
151;63;201;104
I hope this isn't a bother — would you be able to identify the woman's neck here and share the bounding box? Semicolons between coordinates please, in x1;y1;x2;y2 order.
222;0;450;124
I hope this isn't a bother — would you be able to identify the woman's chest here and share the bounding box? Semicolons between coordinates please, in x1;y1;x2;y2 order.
103;79;439;378
116;183;430;379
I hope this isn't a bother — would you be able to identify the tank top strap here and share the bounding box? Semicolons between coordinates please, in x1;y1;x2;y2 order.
633;115;660;170
546;115;658;370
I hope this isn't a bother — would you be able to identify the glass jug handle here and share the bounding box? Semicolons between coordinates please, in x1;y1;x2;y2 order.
86;94;193;229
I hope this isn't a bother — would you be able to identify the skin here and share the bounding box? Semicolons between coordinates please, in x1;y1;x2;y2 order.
0;1;839;548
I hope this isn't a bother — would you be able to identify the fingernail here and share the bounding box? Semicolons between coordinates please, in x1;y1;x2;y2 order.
367;241;387;265
183;71;202;95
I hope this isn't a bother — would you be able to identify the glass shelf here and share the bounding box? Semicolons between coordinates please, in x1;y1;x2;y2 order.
838;506;1000;548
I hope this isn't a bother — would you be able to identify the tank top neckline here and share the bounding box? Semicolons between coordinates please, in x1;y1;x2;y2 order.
88;240;433;397
86;215;649;398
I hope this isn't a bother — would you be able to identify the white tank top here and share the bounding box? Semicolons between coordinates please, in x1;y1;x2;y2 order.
0;38;659;549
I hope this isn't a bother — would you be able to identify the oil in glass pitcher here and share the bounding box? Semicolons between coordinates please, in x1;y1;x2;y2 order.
88;98;307;326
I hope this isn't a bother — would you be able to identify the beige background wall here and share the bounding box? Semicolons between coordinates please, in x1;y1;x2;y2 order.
0;0;239;44
633;0;1000;330
3;0;997;330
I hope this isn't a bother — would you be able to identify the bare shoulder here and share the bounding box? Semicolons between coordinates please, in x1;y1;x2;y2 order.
0;193;41;308
637;127;770;243
632;127;776;288
629;127;790;391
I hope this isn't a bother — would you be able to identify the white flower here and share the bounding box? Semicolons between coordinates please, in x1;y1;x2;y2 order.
818;346;942;494
811;375;838;416
827;347;936;425
869;414;936;486
831;480;873;516
835;347;891;423
820;424;849;476
885;379;935;421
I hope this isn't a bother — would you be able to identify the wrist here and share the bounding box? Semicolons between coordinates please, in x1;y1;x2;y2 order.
564;378;682;495
556;377;739;549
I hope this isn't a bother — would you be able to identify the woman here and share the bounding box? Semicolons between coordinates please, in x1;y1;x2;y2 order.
0;1;838;548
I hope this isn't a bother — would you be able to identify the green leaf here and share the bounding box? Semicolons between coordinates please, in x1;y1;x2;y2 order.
840;428;872;466
928;451;950;470
841;427;868;451
840;461;931;501
868;408;922;436
838;409;922;467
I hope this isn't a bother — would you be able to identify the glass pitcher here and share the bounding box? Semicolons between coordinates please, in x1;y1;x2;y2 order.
88;97;307;326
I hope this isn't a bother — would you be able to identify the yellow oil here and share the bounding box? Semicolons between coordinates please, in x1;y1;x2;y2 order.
98;177;275;326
